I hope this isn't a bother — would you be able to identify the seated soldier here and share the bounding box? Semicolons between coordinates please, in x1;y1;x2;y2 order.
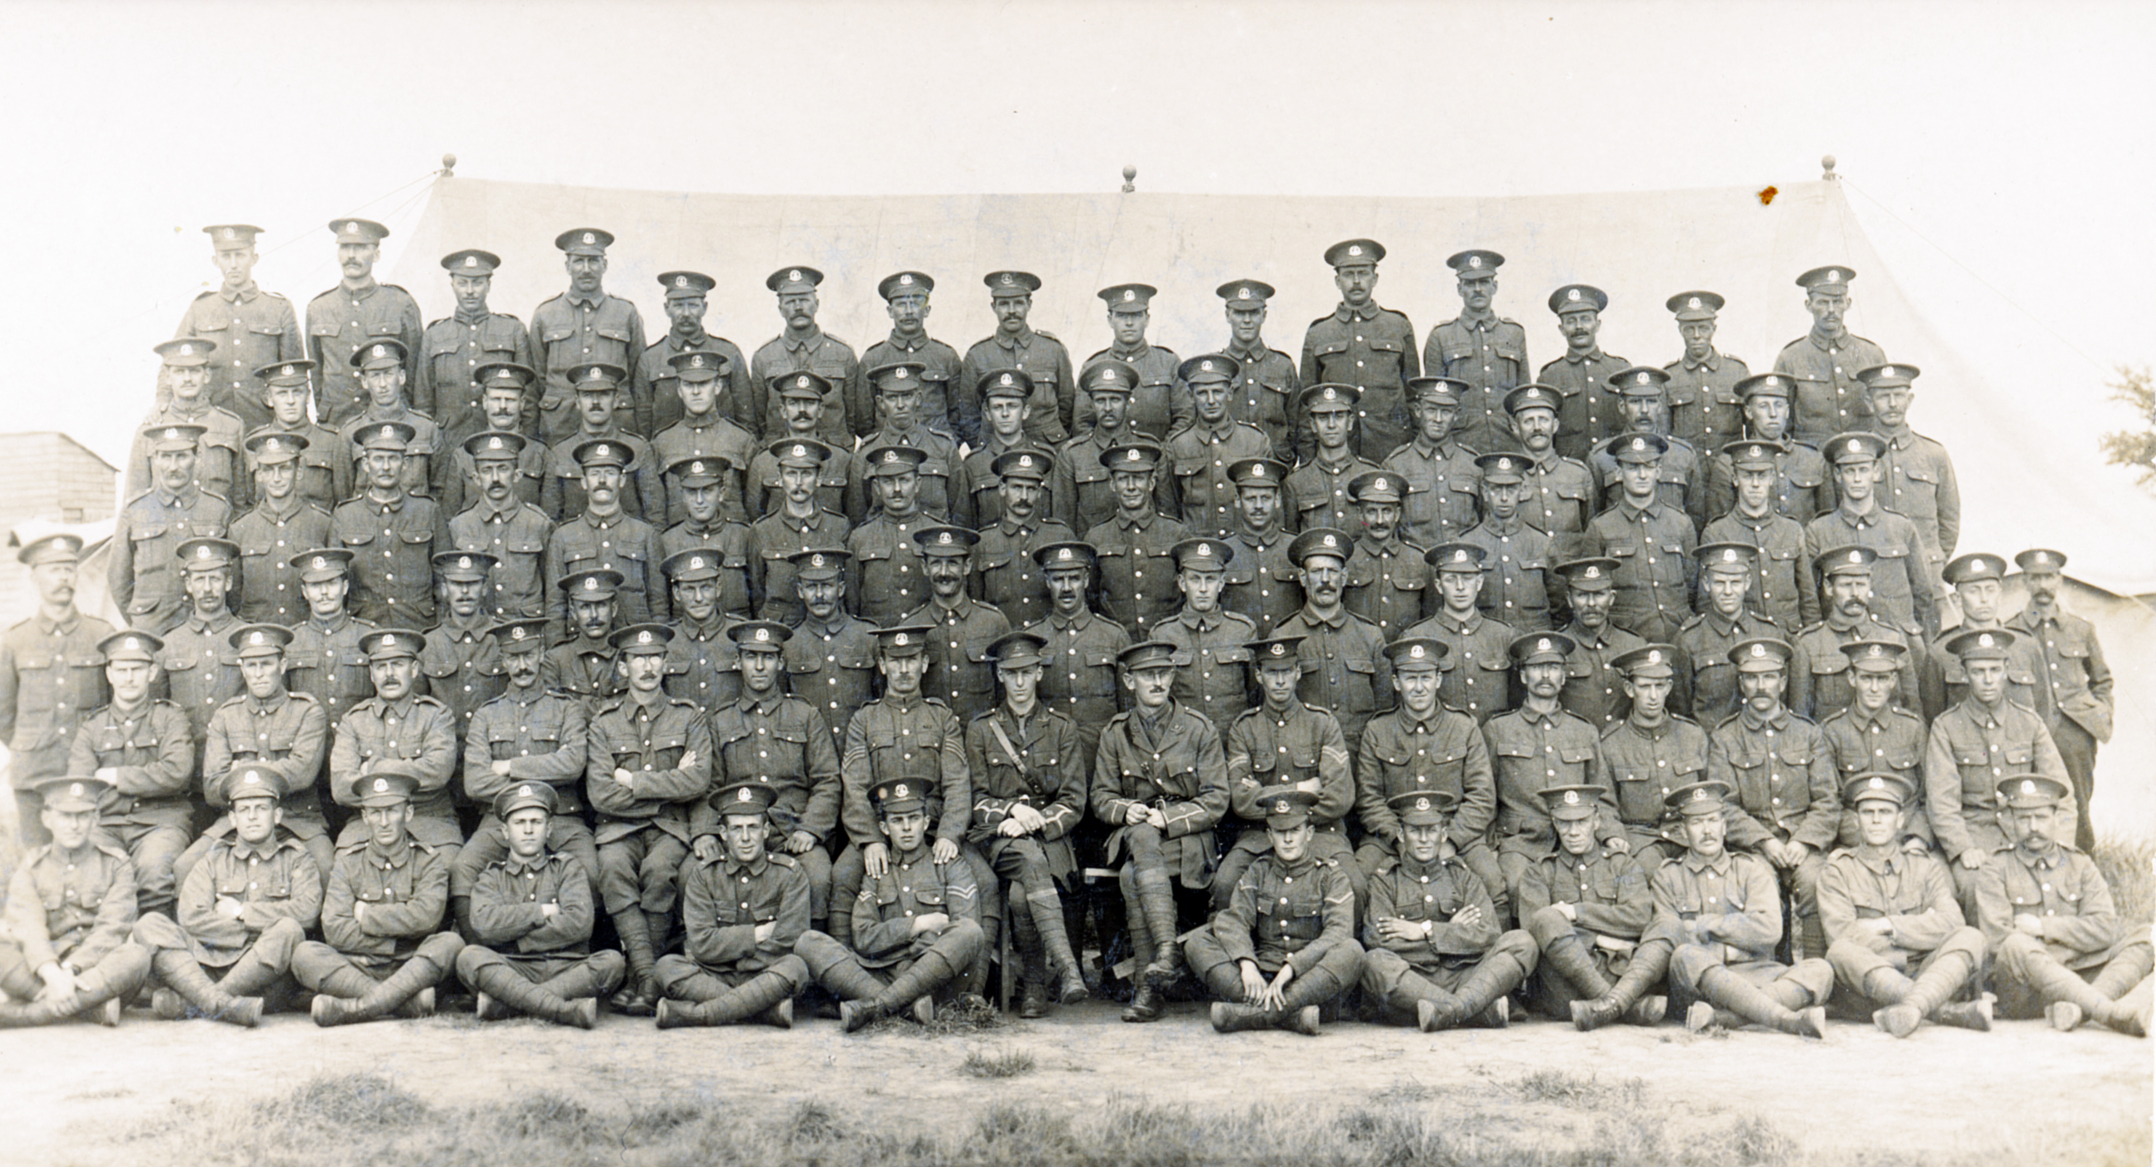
1819;773;1991;1038
1517;785;1663;1030
133;767;320;1027
454;783;625;1029
456;618;597;919
1186;788;1365;1035
1708;637;1836;960
293;771;466;1026
70;629;194;919
799;778;986;1032
653;783;812;1030
1977;775;2150;1037
1215;636;1356;913
1090;640;1230;1022
1354;638;1501;901
0;777;152;1027
330;628;463;864
1595;643;1706;864
1359;789;1537;1031
1646;781;1831;1038
186;623;332;888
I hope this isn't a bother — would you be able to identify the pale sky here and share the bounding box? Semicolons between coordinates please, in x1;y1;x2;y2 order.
2;0;2150;474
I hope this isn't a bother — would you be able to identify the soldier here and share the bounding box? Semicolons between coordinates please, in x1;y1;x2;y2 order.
545;438;664;635
1921;552;2048;721
1215;278;1300;463
749;438;850;624
418;552;504;753
1645;781;1831;1038
848;445;937;625
1168;355;1271;539
1402;543;1517;725
176;224;302;431
1707;638;1837;959
0;776;151;1027
1080;283;1186;440
1459;452;1554;631
338;339;442;502
1424;249;1527;456
959;271;1075;450
3;532;114;843
1155;539;1257;740
1590;371;1706;532
1483;631;1621;913
1354;637;1501;887
1518;783;1662;1029
860;271;961;438
651;352;756;528
801;777;985;1030
1539;285;1629;463
456;617;596;906
588;623;713;1013
68;630;192;918
191;624;332;886
1053;360;1169;534
1706;377;1836;525
1214;636;1356;911
748;379;852;521
329;628;462;868
231;432;330;625
641;270;751;439
133;766;317;1026
530;228;647;445
1926;628;2070;906
782;549;877;758
1660;291;1749;455
1085;442;1191;639
1382;377;1481;550
1296;240;1416;459
749;265;859;445
1342;471;1435;643
1220;457;1303;636
966;630;1092;1016
958;373;1055;530
159;537;244;751
658;468;754;616
971;450;1074;630
900;527;1009;726
1702;437;1811;631
1575;433;1697;643
541;364;658;523
1595;644;1708;863
1807;431;1938;639
2009;548;2113;852
1550;557;1646;730
333;421;447;628
1819;772;1992;1037
1676;544;1784;726
1263;528;1387;754
653;783;812;1029
450;430;553;622
114;423;231;634
1791;546;1919;722
452;782;623;1028
1976;774;2150;1037
848;362;965;523
658;543;744;710
417;249;534;455
1359;788;1536;1031
1089;640;1229;1022
1025;542;1130;767
1288;385;1381;533
283;548;377;732
1772;265;1886;446
305;218;422;429
132;338;247;509
292;771;464;1026
1818;640;1932;852
441;366;546;518
1862;363;1960;583
250;359;352;512
1504;384;1595;544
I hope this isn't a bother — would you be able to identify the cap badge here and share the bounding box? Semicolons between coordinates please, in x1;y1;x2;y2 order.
1322;388;1337;400
1646;649;1662;665
894;367;910;380
178;343;195;357
1414;796;1430;810
1868;777;1886;791
1348;245;1363;257
1451;550;1469;563
999;273;1015;286
885;450;900;463
1584;566;1600;579
1409;645;1426;659
1538;638;1552;652
1635;372;1651;386
346;222;360;234
1269;643;1286;656
313;556;327;570
1631;438;1647;451
792;444;807;457
893;783;909;798
1018;455;1034;468
675;275;688;288
70;783;84;798
1567;288;1582;302
1197;543;1211;556
1751;643;1767;657
738;787;754;802
249;631;265;646
1200;360;1213;372
1468;255;1483;269
1847;439;1862;454
1057;549;1074;561
755;627;770;641
999;373;1013;386
1272;799;1291;814
1562;790;1582;805
1122;289;1136;302
196;545;213;559
584;578;599;591
1827;270;1841;283
689;461;706;475
1689;787;1708;803
1687;296;1701;310
788;269;802;282
1237;286;1251;299
899;274;914;285
637;630;655;645
1882;366;1898;378
893;633;910;647
222;227;236;239
379;425;395;441
581;232;596;245
690;354;706;368
464;255;478;268
810;554;826;567
373;778;388;793
1978;633;1995;648
2021;779;2036;795
689;556;707;570
510;626;528;641
1322;534;1336;548
938;532;954;545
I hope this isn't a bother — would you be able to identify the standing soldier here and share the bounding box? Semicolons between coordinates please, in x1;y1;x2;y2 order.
1403;544;1516;724
452;783;623;1028
748;381;851;521
1818;640;1931;850
1702;438;1811;631
750;266;859;444
530;228;647;444
651;353;756;528
971;450;1073;630
1575;433;1696;643
958;373;1053;530
1550;557;1646;730
417;249;534;456
545;438;664;635
1538;285;1629;463
1676;544;1784;726
175;224;302;432
959;271;1074;450
657;464;754;612
130;343;243;517
457;618;596;906
1708;638;1838;959
282;548;375;749
418;552;504;746
339;340;442;503
1026;542;1130;768
1081;283;1186;440
1085;442;1191;639
782;549;877;758
231;433;330;625
250;359;352;512
1342;471;1435;643
0;777;151;1026
641;271;751;439
191;624;332;887
450;431;552;621
441;366;546;517
115;423;231;634
1790;547;1918;722
1706;373;1832;523
1353;638;1501;893
1273;528;1391;752
849;362;964;523
966;630;1092;1016
1155;539;1257;740
1660;291;1749;455
1220;458;1303;636
541;364;658;524
861;272;962;438
848;445;937;625
1926;628;2070;906
588;624;713;1013
159;538;245;754
1054;361;1168;534
333;421;447;628
901;527;1010;727
292;771;464;1026
3;532;114;844
1591;370;1706;533
1819;772;1992;1038
657;550;740;712
1518;784;1662;1029
1594;644;1708;862
1806;432;1937;639
1921;552;2049;720
654;783;813;1029
1459;453;1555;631
2009;548;2113;852
1359;788;1535;1031
134;766;318;1026
1424;249;1527;456
1772;265;1886;446
1089;640;1229;1022
1504;384;1595;545
1483;631;1620;914
749;438;849;625
1862;363;1959;592
329;629;462;867
1382;377;1481;550
1299;240;1417;461
1168;355;1271;539
1213;637;1356;911
69;630;193;918
1216;279;1300;463
305;218;422;429
1289;385;1381;533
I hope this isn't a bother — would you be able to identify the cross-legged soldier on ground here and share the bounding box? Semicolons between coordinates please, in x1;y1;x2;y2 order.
653;783;812;1030
1359;789;1536;1031
1518;784;1664;1031
453;782;624;1029
0;777;152;1027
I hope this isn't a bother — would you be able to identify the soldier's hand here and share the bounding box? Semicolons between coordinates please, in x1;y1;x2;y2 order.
492;761;514;777
353;901;369;921
2015;913;2045;936
913;912;950;935
931;837;959;865
1901;837;1929;857
679;750;697;771
614;767;636;790
217;895;246;918
1123;803;1149;826
1375;917;1423;942
754;921;777;941
1259;964;1294;1010
1959;850;1987;871
1143;807;1169;830
1437;838;1457;862
37;963;76;999
787;831;818;854
1856;917;1892;939
1451;905;1483;929
998;818;1027;838
541;902;559;919
1605;836;1631;854
692;835;721;862
1238;961;1269;1004
1556;902;1578;923
95;766;119;782
1009;804;1047;833
864;843;891;879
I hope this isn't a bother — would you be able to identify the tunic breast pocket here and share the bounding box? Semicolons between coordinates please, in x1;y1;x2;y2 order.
366;322;403;339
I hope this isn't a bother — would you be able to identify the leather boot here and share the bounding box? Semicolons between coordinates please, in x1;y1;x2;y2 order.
1277;964;1345;1034
610;908;657;1016
1540;932;1614;1002
1121;977;1164;1023
472;965;594;1029
1011;910;1049;1019
1119;890;1161;1023
957;912;997;1007
1685;1002;1745;1032
1876;952;1975;1038
2089;947;2154;1037
658;968;798;1029
151;951;262;1027
1698;966;1826;1038
1437;951;1524;1031
1209;1001;1271;1033
312;956;441;1027
1573;955;1666;1032
1029;888;1089;1006
850;949;960;1032
1933;993;1994;1032
1133;869;1182;988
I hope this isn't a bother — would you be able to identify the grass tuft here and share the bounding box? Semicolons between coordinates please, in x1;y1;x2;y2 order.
256;1073;428;1130
958;1046;1038;1079
2092;836;2155;927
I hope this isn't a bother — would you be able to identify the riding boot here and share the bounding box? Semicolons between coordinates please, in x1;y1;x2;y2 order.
1133;868;1182;988
1030;887;1089;1005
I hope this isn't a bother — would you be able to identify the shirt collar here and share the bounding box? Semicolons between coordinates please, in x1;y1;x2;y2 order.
1458;309;1498;331
1516;703;1564;728
1177;608;1219;633
723;852;771;877
1683;849;1733;874
342;279;380;299
883;331;926;353
232;834;285;862
1224;339;1268;363
503;849;552;876
1115;509;1155;531
1563;347;1606;365
1333;301;1381;323
1048;609;1092;632
478;492;523;520
1807;327;1848;350
566;287;606;309
220;281;260;304
1739;703;1791;731
1301;605;1347;630
1682;351;1721;373
453;305;491;326
784;327;825;353
33;609;79;635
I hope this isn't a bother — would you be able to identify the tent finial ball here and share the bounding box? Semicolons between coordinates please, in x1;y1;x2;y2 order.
1122;165;1137;193
441;153;457;176
1821;155;1837;179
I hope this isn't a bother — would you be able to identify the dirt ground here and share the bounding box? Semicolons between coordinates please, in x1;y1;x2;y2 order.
5;998;2148;1166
